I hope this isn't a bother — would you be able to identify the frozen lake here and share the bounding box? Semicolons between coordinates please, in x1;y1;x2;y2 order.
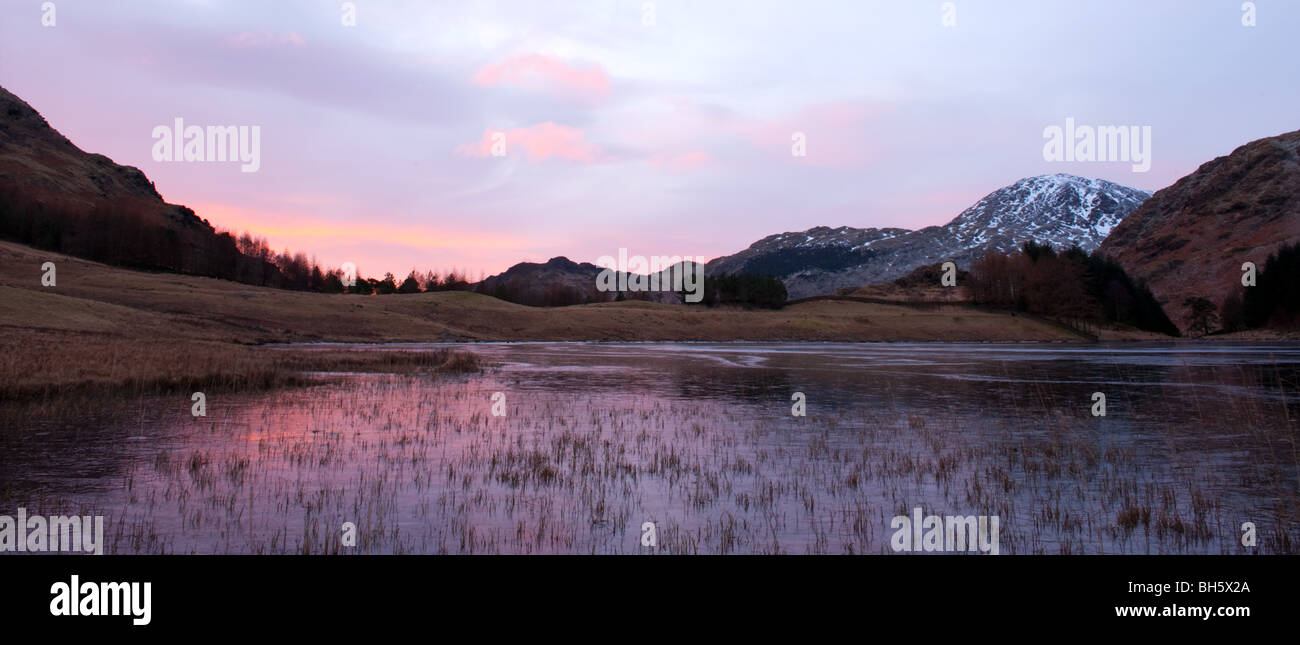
2;342;1297;554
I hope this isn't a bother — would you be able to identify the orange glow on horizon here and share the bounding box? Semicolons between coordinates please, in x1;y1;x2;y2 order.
191;202;544;276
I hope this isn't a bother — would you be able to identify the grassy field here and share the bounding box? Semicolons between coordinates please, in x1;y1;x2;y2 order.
0;240;1087;395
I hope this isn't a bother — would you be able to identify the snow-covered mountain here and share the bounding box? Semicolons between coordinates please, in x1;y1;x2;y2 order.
707;174;1151;299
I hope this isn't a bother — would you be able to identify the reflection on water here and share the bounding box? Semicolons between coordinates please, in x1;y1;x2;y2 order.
2;342;1297;554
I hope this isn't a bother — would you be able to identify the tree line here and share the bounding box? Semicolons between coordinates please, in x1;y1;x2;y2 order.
0;186;789;307
338;267;478;295
692;273;788;309
1219;242;1300;333
0;186;480;295
968;242;1180;335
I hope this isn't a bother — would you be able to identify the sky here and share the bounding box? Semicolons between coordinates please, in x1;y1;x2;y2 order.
1;0;1297;279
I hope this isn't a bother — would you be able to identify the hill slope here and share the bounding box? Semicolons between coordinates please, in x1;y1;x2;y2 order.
0;84;287;283
1096;129;1300;331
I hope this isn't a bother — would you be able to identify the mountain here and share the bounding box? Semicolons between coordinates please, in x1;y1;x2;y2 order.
475;256;695;306
0;84;287;284
476;257;609;306
1096;128;1300;332
707;174;1151;299
0;92;164;206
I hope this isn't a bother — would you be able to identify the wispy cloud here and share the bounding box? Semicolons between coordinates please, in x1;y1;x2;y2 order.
732;100;892;168
227;31;307;48
456;123;603;163
2;0;1296;279
472;53;610;104
650;150;715;171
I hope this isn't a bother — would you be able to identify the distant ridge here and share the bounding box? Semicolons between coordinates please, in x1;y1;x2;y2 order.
707;174;1150;299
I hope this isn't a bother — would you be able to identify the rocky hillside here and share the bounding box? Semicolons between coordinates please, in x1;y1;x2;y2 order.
476;257;610;306
476;256;694;306
0;87;166;206
0;85;212;240
1096;129;1300;331
708;174;1150;299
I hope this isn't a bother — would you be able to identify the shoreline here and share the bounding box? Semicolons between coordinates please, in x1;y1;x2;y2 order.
8;329;1299;401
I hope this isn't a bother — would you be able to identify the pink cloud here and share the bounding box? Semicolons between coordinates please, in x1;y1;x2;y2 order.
472;54;610;103
734;101;891;168
228;31;307;49
608;98;892;170
650;151;716;170
456;123;603;163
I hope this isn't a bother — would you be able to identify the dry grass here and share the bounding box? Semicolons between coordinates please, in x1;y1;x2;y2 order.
6;355;1294;555
0;329;481;400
